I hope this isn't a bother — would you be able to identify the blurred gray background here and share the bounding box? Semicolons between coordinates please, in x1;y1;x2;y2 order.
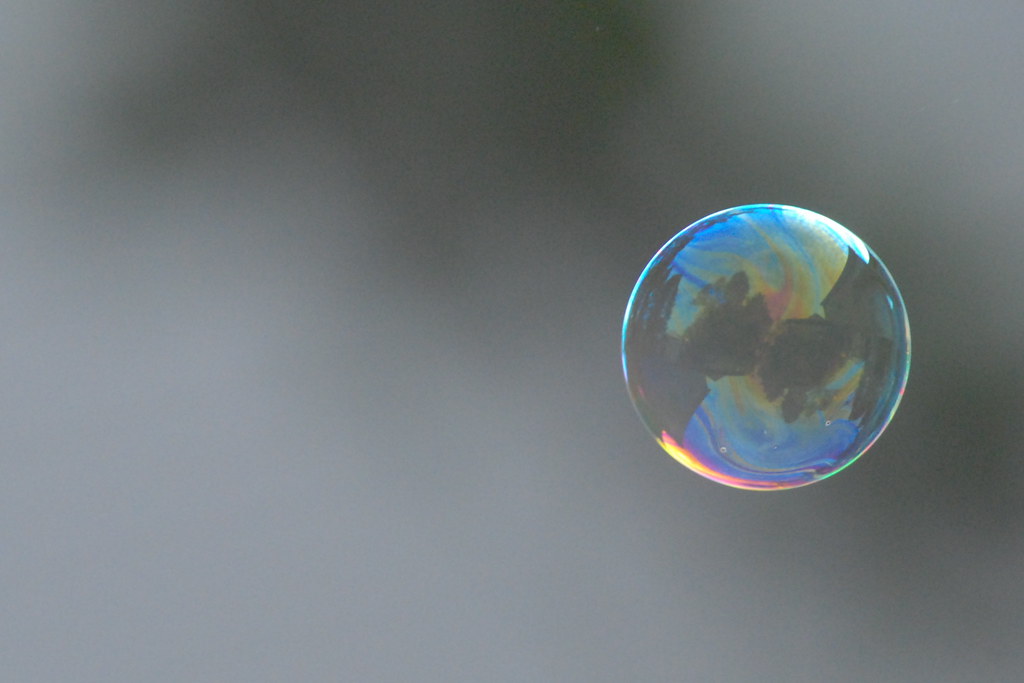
3;1;1022;681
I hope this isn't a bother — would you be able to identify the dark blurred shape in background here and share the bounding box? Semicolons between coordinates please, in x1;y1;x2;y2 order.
3;1;1023;680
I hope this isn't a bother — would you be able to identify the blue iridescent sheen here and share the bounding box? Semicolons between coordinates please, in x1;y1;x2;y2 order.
622;205;910;490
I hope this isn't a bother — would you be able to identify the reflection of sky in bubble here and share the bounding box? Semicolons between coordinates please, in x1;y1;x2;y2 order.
622;205;910;490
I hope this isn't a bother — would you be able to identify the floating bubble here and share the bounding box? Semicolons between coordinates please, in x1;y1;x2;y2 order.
622;205;910;490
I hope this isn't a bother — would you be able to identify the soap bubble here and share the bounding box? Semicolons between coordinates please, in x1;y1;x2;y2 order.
622;205;910;490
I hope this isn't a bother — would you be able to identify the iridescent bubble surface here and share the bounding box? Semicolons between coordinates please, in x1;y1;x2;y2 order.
622;205;910;490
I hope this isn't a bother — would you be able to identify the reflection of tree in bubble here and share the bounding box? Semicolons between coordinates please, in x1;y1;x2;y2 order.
673;238;904;427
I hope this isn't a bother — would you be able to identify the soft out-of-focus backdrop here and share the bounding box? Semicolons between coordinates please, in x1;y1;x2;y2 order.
3;2;1022;681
